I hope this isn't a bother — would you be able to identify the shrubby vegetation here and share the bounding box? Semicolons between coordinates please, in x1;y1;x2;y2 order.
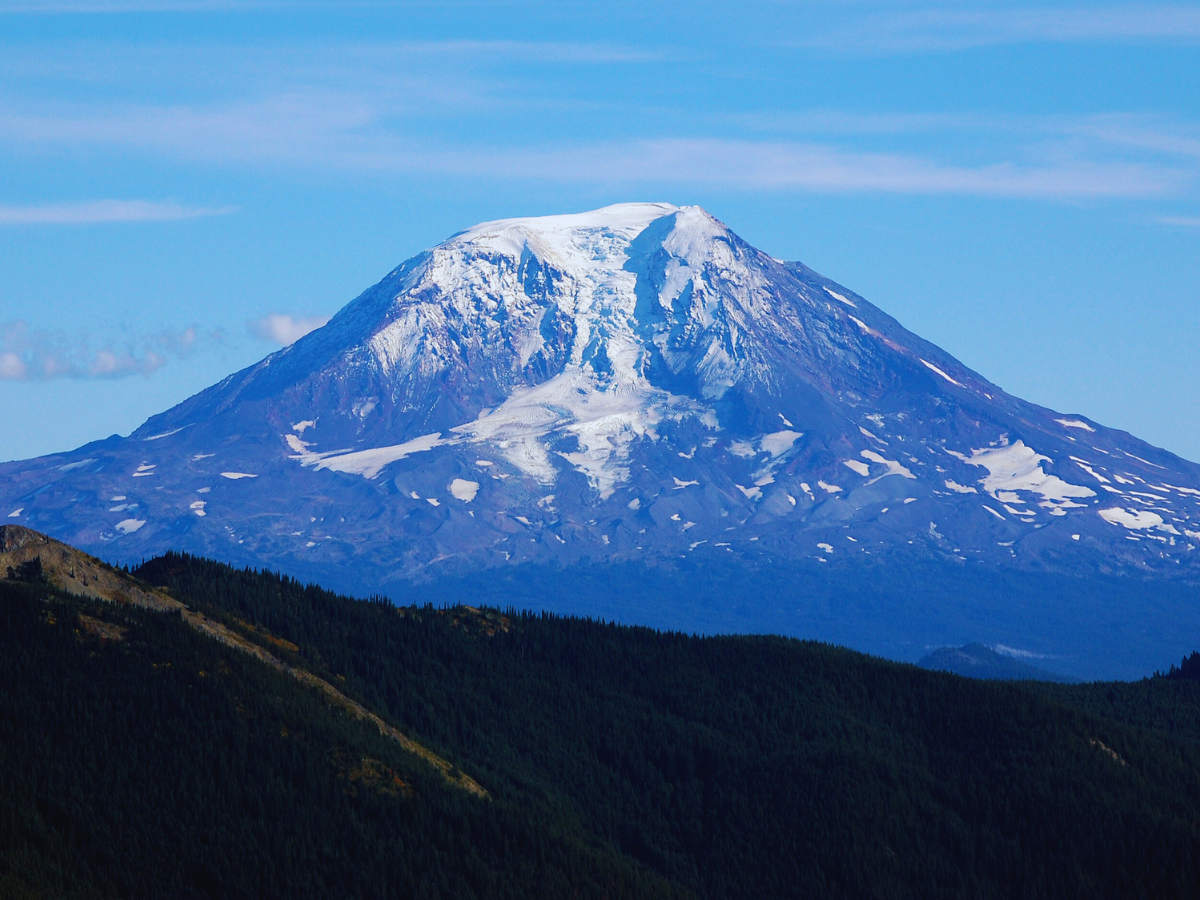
3;552;1200;898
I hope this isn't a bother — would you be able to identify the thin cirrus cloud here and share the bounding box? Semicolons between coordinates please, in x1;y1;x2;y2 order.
0;1;310;11
469;138;1184;198
0;199;235;225
1157;215;1200;226
808;5;1200;54
0;99;1188;200
248;313;330;346
0;321;217;381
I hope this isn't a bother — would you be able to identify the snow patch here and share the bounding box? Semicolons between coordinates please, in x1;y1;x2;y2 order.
1099;507;1178;534
920;359;964;388
847;315;874;335
449;478;479;502
292;420;316;433
1071;458;1110;484
115;518;145;534
143;428;183;441
7;508;22;517
944;480;976;494
190;500;206;517
455;368;705;497
1162;483;1200;497
760;430;802;457
959;441;1094;512
817;480;842;494
311;433;443;479
823;287;857;308
57;458;95;472
1121;451;1166;469
736;484;762;500
1056;418;1095;432
861;449;915;481
843;459;870;477
220;472;259;480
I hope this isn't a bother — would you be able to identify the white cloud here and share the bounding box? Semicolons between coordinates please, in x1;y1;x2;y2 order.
807;5;1200;55
0;96;1185;199
0;36;1193;203
453;138;1182;198
0;199;235;225
0;351;26;379
0;1;300;11
1157;215;1200;226
248;313;329;345
0;320;213;381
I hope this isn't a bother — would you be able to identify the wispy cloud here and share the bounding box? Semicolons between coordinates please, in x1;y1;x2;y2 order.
0;320;219;380
0;1;321;12
807;5;1200;55
0;34;1194;203
248;313;329;345
0;199;234;224
1;97;1187;199
472;138;1182;198
1157;215;1200;226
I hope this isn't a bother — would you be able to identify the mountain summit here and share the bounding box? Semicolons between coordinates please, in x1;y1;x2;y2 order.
4;203;1200;595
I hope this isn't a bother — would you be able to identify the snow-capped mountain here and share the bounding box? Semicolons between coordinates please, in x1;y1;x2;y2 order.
5;203;1200;595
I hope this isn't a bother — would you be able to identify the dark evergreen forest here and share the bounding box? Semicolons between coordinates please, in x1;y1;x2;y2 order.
3;552;1200;898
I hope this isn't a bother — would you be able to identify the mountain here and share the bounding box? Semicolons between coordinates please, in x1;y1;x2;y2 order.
3;202;1199;675
918;643;1079;682
6;533;1200;898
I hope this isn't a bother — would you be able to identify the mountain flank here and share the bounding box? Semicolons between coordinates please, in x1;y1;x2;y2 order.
4;203;1200;586
4;204;1200;677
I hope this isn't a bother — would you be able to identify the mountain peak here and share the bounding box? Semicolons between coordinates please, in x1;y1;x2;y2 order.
450;201;682;245
3;203;1200;601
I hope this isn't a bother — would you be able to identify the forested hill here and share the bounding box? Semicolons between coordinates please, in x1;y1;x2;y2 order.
4;548;1200;898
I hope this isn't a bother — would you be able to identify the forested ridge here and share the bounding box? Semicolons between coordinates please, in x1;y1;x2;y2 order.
3;551;1200;898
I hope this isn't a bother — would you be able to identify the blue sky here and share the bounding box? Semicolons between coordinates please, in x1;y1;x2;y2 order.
1;0;1198;462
